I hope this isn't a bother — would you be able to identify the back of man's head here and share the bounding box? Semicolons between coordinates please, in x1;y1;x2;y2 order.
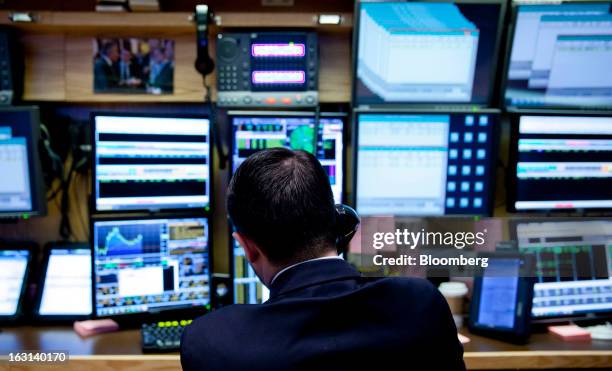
227;148;336;265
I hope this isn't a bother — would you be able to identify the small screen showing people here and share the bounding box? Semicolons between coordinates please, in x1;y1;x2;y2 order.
93;38;175;95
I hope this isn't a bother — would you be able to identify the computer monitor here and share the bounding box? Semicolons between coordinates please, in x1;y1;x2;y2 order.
229;111;345;203
509;114;612;212
92;113;211;213
233;247;270;304
36;244;92;319
0;247;32;320
0;106;46;218
504;1;612;109
515;220;612;319
353;0;505;106
354;111;498;216
92;217;211;318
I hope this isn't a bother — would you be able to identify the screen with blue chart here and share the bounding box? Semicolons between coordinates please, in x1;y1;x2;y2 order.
505;2;612;109
93;115;211;212
355;112;497;216
355;1;503;105
92;218;210;316
230;112;344;304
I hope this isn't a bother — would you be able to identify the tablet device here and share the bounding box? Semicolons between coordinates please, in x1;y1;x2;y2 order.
0;246;33;322
35;243;92;321
469;253;535;343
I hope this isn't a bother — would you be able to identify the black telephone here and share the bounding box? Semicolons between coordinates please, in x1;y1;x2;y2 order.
194;4;215;77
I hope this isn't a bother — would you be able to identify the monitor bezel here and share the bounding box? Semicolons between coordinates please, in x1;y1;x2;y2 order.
90;112;213;216
0;106;47;219
501;0;612;112
352;108;500;217
506;110;612;215
33;242;92;323
90;214;213;324
351;0;507;109
0;243;35;324
508;217;612;322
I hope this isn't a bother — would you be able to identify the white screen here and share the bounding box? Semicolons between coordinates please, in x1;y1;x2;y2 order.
39;249;92;316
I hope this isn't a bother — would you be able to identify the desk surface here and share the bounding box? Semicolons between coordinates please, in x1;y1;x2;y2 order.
1;326;611;370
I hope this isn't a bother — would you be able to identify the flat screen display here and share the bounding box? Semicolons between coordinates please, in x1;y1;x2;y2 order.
0;250;29;316
505;2;612;109
38;248;92;316
354;1;503;105
355;112;497;216
516;221;612;318
93;115;211;212
231;113;344;203
0;107;45;217
512;115;612;211
92;217;211;316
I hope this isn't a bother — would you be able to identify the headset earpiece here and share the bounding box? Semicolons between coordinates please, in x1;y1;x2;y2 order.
335;204;360;256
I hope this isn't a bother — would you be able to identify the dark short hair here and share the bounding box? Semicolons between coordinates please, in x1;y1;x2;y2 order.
227;148;336;264
101;42;117;55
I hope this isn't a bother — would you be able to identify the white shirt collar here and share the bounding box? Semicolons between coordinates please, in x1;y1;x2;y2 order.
103;55;113;66
270;255;343;285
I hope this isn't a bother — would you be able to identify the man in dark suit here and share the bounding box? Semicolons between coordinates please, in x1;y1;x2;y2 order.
93;42;120;92
181;148;465;371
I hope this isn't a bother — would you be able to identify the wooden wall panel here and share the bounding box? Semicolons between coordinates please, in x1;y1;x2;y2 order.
319;32;352;103
20;31;351;103
21;33;66;101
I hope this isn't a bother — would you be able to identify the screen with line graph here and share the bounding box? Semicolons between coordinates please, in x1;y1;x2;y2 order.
93;114;211;213
516;220;612;318
355;112;497;216
92;217;210;316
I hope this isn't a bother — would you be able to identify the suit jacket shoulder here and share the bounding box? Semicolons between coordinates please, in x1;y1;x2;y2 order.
181;260;465;371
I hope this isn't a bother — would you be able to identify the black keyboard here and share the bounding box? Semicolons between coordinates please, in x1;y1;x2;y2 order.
141;319;193;353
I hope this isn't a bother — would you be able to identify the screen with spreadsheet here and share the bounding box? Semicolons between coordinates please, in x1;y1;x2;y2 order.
0;108;44;217
512;115;612;211
0;249;29;317
505;2;612;109
354;1;503;105
516;221;612;318
93;114;211;213
92;217;211;316
355;112;497;216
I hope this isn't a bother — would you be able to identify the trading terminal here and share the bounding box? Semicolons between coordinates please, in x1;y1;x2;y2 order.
0;0;611;370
